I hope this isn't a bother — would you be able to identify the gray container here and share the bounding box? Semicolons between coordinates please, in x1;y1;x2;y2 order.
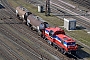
64;18;76;30
38;5;43;13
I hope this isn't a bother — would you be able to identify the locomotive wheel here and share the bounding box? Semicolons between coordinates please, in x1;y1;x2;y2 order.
61;48;66;54
47;40;52;45
57;47;61;51
27;22;30;27
43;36;47;40
52;43;57;49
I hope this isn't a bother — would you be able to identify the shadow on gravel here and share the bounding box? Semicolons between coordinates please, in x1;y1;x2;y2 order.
76;26;86;30
0;4;5;9
65;44;90;59
76;44;90;59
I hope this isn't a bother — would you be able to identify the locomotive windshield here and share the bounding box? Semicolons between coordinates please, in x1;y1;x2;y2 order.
67;42;75;45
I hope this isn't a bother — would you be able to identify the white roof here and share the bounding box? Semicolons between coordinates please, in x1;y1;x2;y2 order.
64;18;76;22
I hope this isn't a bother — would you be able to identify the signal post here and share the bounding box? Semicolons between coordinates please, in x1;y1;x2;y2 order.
45;0;50;16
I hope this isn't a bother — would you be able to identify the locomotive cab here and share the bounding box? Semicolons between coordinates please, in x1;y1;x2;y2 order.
44;27;78;54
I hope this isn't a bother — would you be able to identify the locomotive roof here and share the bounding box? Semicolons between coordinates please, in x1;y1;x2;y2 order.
57;34;75;43
45;27;75;42
46;27;64;32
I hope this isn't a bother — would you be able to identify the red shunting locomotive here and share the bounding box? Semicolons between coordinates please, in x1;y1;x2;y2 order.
42;27;78;54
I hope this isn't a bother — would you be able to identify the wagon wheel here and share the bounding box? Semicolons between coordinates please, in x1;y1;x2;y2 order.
16;14;20;19
31;27;34;30
27;21;30;27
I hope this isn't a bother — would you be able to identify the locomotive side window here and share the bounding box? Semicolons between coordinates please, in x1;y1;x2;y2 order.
49;30;54;37
67;42;75;46
61;40;64;44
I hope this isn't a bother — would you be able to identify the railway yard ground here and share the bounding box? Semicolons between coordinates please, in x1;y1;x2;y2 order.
0;0;90;60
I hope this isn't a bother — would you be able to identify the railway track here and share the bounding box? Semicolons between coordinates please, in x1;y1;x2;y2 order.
0;0;73;60
21;0;89;60
0;0;44;60
0;25;42;60
70;0;90;9
15;0;83;60
14;1;80;60
49;0;90;49
50;0;90;30
0;39;24;60
26;0;90;31
0;0;88;60
0;40;12;60
0;1;47;60
1;0;82;59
